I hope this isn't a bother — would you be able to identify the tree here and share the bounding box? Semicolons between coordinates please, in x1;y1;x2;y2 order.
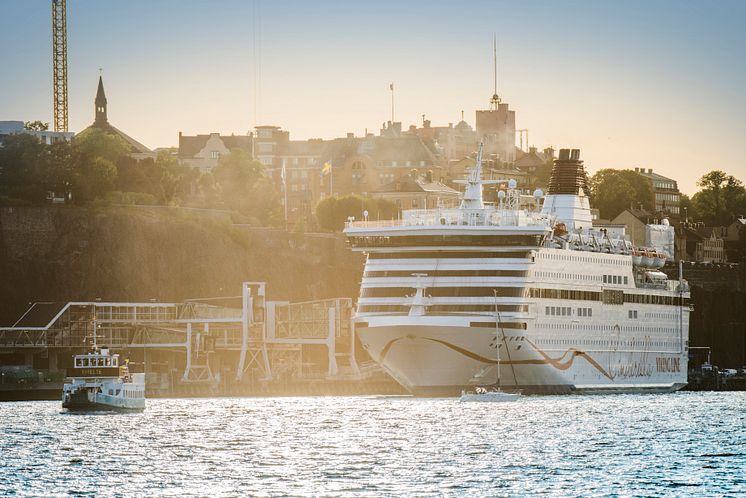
691;170;746;225
212;149;281;225
73;128;131;164
315;195;398;231
0;134;52;204
587;169;654;220
72;157;118;204
679;193;696;222
116;151;196;205
24;120;49;131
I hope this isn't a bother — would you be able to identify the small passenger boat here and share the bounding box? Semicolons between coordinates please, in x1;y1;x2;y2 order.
62;347;145;412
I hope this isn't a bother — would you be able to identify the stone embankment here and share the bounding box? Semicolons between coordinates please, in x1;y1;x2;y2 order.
0;206;364;325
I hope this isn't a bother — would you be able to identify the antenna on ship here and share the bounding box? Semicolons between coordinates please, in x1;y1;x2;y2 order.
454;142;508;210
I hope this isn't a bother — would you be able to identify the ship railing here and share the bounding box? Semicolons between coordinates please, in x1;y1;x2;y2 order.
346;208;548;229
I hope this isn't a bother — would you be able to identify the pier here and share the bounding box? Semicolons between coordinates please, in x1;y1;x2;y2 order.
0;282;402;400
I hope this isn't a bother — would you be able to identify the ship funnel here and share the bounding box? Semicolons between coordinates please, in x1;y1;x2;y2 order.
547;148;588;196
541;148;592;231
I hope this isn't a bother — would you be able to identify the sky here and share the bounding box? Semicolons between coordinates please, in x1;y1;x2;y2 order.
1;0;745;194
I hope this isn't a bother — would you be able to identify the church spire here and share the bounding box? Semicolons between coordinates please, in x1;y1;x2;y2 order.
95;75;108;125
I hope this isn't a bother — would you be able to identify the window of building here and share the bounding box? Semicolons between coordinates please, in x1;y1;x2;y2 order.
210;151;220;159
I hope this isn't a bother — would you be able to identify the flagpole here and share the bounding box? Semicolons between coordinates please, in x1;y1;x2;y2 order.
282;159;288;228
390;82;394;122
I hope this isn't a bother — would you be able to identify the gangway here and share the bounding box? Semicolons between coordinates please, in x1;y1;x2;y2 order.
0;283;358;386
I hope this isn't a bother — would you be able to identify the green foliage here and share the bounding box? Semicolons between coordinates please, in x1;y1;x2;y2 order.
73;128;131;163
117;152;197;205
315;195;399;231
691;170;746;226
588;169;654;220
24;120;49;131
72;157;118;204
0;134;50;204
212;149;281;226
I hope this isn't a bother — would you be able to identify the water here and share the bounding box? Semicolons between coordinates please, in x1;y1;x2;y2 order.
1;393;744;497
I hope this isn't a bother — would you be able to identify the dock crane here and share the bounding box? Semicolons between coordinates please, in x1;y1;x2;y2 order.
52;0;68;132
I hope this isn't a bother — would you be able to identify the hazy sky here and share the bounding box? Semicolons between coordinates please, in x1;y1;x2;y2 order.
1;0;744;194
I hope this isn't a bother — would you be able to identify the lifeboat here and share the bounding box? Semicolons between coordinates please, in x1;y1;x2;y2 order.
631;248;643;267
553;222;568;237
633;247;667;268
649;249;666;269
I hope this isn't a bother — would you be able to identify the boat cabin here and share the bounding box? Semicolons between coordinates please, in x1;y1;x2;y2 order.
74;353;119;368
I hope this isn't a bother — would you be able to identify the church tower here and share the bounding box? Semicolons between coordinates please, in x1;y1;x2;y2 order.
95;76;108;125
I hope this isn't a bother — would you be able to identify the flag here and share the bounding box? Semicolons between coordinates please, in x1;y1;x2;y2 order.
321;161;332;176
390;83;394;91
280;161;287;185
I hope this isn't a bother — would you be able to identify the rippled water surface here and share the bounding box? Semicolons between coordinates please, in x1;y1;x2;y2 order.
1;393;745;496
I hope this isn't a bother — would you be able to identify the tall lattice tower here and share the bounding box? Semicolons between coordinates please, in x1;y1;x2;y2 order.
52;0;68;132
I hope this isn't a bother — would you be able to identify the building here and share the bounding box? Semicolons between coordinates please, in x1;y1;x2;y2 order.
475;97;516;163
372;173;460;211
513;146;555;187
611;207;657;248
411;117;476;163
635;168;681;222
0;120;73;145
77;76;154;160
178;132;253;171
696;231;726;263
322;126;442;199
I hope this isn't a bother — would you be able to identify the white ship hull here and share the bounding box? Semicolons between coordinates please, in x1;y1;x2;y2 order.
357;319;687;396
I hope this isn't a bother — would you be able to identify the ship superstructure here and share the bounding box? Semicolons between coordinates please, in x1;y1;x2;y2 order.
344;146;689;395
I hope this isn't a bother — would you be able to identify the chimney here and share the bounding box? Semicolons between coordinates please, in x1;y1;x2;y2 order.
547;148;587;196
347;132;354;139
648;168;653;174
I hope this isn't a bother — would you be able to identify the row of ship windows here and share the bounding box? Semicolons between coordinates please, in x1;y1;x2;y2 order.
545;306;593;317
360;287;526;298
357;305;529;313
530;288;688;306
368;251;529;260
536;338;676;349
363;270;528;278
351;235;541;248
603;275;628;285
536;272;599;282
536;322;680;335
533;273;628;285
358;288;688;307
540;252;630;266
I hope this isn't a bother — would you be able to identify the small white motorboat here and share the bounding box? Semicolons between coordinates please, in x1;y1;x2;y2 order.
460;387;520;402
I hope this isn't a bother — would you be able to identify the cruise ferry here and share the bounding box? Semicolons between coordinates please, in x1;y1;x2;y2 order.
344;147;689;395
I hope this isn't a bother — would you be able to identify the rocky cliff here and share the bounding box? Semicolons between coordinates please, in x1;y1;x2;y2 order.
0;207;364;324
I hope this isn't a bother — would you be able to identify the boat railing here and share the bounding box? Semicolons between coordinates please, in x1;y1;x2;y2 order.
346;207;548;230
